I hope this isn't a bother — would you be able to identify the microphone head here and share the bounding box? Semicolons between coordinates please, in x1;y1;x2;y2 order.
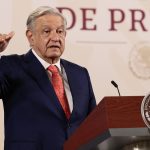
111;80;118;88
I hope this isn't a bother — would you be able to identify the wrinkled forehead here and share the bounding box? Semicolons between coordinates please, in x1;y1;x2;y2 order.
34;14;65;28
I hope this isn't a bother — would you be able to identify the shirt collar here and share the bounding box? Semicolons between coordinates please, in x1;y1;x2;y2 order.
31;49;61;72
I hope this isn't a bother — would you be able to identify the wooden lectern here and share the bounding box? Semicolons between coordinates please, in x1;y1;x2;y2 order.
64;96;150;150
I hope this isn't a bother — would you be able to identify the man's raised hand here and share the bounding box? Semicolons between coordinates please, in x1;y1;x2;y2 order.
0;31;15;52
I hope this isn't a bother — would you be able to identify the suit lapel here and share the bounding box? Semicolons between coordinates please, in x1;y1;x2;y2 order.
23;50;65;120
61;59;81;120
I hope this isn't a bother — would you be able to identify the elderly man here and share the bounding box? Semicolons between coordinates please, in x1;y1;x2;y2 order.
0;6;96;150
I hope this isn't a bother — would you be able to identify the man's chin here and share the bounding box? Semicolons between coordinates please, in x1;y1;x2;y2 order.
47;54;61;60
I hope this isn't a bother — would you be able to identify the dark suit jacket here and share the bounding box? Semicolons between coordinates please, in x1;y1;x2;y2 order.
0;50;96;150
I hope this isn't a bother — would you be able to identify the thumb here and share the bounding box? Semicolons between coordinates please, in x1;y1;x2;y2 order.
5;31;15;41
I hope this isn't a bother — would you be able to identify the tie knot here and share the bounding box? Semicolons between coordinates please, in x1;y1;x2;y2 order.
47;65;59;74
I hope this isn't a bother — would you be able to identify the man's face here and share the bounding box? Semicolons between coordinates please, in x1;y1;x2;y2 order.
26;14;66;63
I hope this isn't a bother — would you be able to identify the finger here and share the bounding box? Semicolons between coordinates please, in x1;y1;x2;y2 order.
0;36;5;42
0;31;14;43
5;31;15;41
0;34;8;41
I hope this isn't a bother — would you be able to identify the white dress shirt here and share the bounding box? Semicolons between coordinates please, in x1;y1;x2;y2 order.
32;49;73;112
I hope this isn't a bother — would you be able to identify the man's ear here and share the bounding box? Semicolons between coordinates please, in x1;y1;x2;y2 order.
26;30;34;47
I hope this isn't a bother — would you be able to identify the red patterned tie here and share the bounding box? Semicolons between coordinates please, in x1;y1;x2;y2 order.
48;65;71;119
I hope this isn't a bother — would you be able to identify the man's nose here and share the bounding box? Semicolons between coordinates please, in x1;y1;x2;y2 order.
50;31;59;41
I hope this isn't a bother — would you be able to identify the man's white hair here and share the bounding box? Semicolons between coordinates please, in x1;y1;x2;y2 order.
26;6;67;30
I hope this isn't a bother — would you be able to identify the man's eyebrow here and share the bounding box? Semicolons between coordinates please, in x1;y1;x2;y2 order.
42;25;65;29
57;25;65;29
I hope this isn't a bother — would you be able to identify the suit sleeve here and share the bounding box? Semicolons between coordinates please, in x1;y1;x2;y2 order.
84;68;97;114
0;56;12;99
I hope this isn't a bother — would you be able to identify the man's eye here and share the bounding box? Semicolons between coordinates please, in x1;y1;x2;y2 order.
57;29;64;34
42;30;50;37
44;30;50;34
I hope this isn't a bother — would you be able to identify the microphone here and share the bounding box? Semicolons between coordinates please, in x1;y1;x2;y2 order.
111;80;121;96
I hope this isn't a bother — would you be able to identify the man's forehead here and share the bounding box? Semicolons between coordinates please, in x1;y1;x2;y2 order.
35;15;64;25
36;14;63;21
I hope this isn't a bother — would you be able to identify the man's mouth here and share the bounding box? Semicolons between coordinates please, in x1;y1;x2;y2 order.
49;45;60;49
